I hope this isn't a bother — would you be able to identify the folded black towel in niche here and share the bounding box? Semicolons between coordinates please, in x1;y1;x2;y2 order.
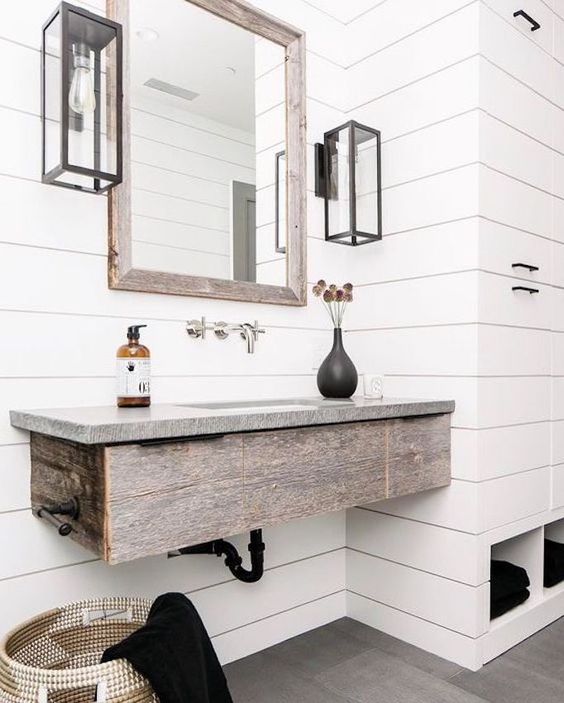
490;588;530;619
490;560;530;602
102;592;233;703
544;539;564;588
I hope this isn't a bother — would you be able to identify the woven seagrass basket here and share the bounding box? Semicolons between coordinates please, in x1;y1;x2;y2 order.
0;597;158;703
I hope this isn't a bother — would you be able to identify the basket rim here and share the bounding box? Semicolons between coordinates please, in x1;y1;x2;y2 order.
0;597;153;677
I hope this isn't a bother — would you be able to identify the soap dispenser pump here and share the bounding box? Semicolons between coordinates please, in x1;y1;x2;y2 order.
116;324;151;407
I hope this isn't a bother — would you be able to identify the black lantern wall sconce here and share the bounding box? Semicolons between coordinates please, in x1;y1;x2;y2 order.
41;2;123;193
315;120;382;246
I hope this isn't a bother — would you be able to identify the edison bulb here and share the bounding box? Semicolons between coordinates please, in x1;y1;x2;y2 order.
68;44;96;115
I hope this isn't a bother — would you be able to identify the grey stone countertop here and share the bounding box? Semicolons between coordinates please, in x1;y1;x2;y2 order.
10;396;455;445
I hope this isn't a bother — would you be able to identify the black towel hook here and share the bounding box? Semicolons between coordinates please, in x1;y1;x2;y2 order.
34;497;80;536
513;10;541;31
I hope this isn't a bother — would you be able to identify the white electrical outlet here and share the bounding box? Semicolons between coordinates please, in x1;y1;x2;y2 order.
363;374;384;399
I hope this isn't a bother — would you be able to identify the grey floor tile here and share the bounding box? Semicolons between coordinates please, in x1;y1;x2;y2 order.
500;616;564;679
449;655;564;703
327;617;463;680
225;651;355;703
316;648;488;703
264;619;375;676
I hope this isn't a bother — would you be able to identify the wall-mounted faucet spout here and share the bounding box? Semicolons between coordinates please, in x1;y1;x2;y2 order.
186;318;265;353
213;320;265;354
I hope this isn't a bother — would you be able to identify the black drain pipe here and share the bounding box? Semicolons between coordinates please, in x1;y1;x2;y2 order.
171;529;265;583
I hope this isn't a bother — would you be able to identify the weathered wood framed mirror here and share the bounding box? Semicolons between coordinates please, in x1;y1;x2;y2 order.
107;0;306;306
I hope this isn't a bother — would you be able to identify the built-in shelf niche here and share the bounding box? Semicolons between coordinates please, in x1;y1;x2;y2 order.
489;527;544;625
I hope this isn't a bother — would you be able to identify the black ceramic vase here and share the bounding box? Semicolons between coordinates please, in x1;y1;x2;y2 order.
317;328;358;399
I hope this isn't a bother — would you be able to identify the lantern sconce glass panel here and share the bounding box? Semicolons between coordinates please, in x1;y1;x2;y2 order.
41;2;123;193
315;120;382;246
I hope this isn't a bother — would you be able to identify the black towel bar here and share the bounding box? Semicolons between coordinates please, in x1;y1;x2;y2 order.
34;497;79;536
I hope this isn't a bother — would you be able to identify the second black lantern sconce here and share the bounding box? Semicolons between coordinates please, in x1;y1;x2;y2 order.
41;2;123;193
315;120;382;246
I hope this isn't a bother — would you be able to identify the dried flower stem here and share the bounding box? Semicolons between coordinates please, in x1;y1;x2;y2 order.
313;279;354;329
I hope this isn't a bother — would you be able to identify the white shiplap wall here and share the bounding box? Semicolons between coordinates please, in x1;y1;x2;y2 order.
345;0;564;671
4;0;558;672
0;0;350;664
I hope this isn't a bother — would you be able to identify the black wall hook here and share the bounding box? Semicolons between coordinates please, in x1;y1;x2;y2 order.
513;10;541;31
169;529;265;583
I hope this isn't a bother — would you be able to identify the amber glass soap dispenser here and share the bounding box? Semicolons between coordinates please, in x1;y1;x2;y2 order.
116;325;151;407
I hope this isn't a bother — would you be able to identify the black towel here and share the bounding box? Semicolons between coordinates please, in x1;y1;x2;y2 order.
102;593;233;703
490;560;530;602
545;539;564;588
490;588;530;619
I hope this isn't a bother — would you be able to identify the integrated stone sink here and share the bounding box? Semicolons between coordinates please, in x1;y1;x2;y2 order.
177;399;355;413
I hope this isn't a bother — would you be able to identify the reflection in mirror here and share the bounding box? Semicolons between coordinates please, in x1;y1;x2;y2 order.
128;0;287;286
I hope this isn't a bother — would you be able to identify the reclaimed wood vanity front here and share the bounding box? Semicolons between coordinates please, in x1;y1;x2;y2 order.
10;398;454;564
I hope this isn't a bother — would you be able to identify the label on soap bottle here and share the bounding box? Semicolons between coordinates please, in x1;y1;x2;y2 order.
117;358;151;398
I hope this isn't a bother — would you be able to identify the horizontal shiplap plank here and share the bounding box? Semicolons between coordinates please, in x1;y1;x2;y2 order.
480;167;553;239
480;56;556;149
477;326;550;376
348;508;487;585
346;0;476;66
0;444;31;513
353;271;479;330
552;464;564;510
382;111;479;190
192;551;345;640
349;323;549;377
347;548;488;636
216;591;346;665
348;325;478;376
354;219;479;286
552;420;564;465
480;2;558;106
371;467;550;533
452;422;551;481
347;3;479;110
383;375;550;428
347;591;481;671
383;165;479;235
480;112;553;194
353;56;480;141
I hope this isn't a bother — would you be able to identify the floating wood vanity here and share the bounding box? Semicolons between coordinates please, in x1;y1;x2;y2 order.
10;398;454;565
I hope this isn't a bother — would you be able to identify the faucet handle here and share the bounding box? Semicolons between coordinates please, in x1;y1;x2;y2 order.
186;317;207;339
252;320;266;339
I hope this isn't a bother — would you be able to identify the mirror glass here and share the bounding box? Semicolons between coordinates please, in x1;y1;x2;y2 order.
128;0;287;286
